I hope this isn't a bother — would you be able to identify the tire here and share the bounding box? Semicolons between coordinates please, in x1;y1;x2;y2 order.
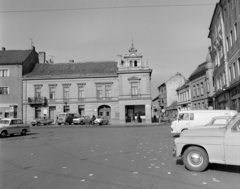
21;129;27;136
181;129;188;133
37;122;41;126
80;121;83;125
1;131;8;138
183;146;209;172
58;123;61;125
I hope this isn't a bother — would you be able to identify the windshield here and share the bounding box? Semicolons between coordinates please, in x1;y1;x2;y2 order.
0;120;10;125
59;114;66;117
226;115;237;129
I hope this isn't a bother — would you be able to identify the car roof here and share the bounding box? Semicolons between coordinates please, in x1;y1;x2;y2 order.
1;118;21;121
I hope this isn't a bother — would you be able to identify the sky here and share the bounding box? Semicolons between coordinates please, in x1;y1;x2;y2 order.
0;0;219;98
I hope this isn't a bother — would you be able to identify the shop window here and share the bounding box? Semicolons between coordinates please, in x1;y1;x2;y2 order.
35;107;41;118
63;105;70;113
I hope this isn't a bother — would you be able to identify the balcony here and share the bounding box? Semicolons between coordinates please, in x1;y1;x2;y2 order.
28;97;48;105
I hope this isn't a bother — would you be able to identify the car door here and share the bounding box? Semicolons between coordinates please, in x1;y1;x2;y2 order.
177;113;190;132
8;120;20;134
224;119;240;165
17;119;26;130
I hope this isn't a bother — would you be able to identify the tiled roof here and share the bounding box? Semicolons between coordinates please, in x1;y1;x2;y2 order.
0;50;33;64
24;61;118;78
189;61;208;79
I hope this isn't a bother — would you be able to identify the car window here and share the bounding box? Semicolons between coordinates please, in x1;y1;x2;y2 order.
0;120;10;125
59;114;66;117
212;119;227;125
231;120;240;132
227;115;238;129
17;120;23;124
11;120;18;125
190;113;194;120
179;113;189;121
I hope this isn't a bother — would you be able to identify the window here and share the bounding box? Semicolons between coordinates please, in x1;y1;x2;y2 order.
226;37;229;51
234;22;237;41
63;85;70;99
230;30;233;46
207;78;210;92
196;84;199;96
229;66;232;82
200;83;204;95
96;85;103;98
131;82;138;95
78;85;84;98
233;62;236;79
227;0;230;17
0;69;9;77
178;113;189;120
34;86;42;98
0;87;9;95
232;120;240;132
49;86;56;99
105;85;111;98
238;58;240;76
193;85;196;97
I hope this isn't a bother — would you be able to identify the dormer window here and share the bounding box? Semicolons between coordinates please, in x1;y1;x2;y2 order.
134;60;137;67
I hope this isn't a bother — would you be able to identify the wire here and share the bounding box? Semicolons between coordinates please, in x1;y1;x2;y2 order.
0;3;216;14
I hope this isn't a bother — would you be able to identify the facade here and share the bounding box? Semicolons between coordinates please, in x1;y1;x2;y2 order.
209;0;240;112
158;72;185;120
176;80;191;111
189;48;215;110
23;44;153;124
0;47;39;119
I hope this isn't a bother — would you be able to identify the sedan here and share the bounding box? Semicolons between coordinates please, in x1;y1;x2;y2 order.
93;116;109;125
0;118;30;137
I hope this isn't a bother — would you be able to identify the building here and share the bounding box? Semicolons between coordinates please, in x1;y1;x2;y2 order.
176;80;191;111
22;43;153;124
0;46;39;119
209;1;240;112
189;48;215;110
151;96;160;122
158;72;185;120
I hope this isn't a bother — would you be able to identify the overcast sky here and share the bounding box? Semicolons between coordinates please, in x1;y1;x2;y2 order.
0;0;218;98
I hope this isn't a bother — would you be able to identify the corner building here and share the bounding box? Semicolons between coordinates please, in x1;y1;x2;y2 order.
23;44;152;124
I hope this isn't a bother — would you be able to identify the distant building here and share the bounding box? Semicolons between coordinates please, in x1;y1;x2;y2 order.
176;80;191;111
23;43;153;124
0;46;38;119
189;48;215;110
152;96;160;121
209;0;240;112
158;72;185;120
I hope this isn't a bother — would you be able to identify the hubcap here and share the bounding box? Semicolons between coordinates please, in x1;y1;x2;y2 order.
188;152;203;166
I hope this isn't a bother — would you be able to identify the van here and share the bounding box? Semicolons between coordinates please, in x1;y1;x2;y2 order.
170;110;238;134
57;113;79;125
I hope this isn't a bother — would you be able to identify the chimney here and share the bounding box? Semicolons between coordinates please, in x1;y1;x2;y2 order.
2;47;5;51
69;60;74;63
32;46;35;51
38;52;46;64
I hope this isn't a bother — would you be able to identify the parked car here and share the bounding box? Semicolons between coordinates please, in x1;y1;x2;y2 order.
73;116;91;125
173;113;240;172
93;116;109;125
190;116;232;129
171;110;237;134
0;118;30;137
57;113;79;125
31;117;54;126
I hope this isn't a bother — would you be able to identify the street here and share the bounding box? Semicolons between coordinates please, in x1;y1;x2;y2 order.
0;123;239;189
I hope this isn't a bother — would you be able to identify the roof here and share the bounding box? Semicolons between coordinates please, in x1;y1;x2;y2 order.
24;61;118;78
0;50;33;64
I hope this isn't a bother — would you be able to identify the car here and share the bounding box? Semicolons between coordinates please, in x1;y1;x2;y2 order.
189;116;233;129
31;117;54;126
0;118;30;137
173;113;240;172
57;113;79;125
93;116;109;125
73;116;91;125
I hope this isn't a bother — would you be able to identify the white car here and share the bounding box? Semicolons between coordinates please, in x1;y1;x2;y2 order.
93;116;109;125
190;116;233;129
0;118;30;137
73;116;91;125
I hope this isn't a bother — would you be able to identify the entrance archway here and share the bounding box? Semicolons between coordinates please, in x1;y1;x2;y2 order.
98;105;111;119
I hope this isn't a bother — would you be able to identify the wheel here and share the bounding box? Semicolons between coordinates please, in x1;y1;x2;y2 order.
21;129;27;136
183;146;209;172
10;134;14;137
181;129;188;133
37;122;41;126
1;131;8;138
80;121;83;125
92;122;95;125
32;124;35;126
58;123;61;125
